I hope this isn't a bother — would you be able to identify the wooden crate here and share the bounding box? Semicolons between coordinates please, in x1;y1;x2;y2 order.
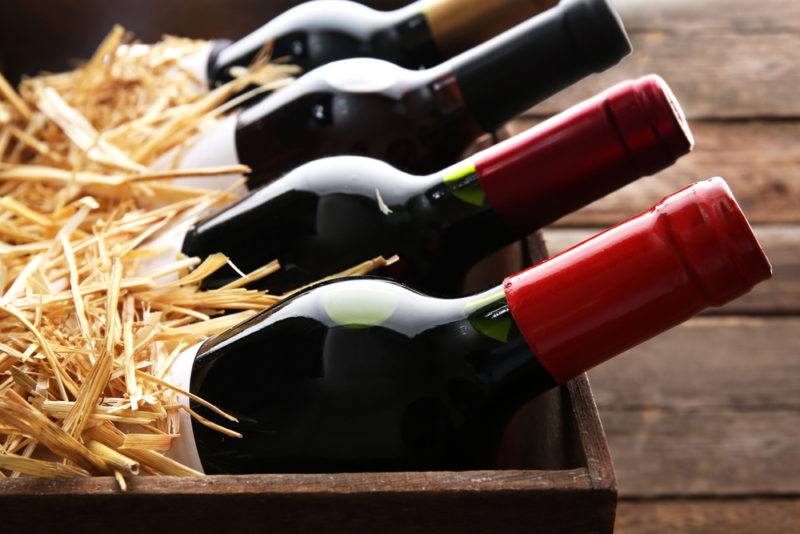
0;237;617;534
0;385;615;534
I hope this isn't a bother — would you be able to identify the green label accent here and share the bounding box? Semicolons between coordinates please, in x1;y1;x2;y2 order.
462;290;505;315
442;161;475;184
463;290;511;342
442;161;485;207
469;315;512;343
322;285;398;327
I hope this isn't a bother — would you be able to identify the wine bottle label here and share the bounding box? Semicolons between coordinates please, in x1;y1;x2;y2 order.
322;283;399;327
164;342;206;473
442;160;486;206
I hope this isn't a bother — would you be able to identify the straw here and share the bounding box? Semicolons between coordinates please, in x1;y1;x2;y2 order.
0;27;392;481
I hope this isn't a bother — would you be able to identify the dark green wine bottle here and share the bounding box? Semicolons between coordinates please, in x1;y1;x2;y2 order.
182;75;693;295
206;0;559;84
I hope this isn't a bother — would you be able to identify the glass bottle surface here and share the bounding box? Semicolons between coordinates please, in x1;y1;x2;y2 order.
222;0;631;187
189;279;555;474
183;156;509;294
235;63;485;187
207;0;559;83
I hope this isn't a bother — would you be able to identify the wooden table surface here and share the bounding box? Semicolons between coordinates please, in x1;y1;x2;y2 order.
511;0;800;531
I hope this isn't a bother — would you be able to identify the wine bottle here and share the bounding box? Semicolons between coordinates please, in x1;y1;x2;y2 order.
167;178;771;474
176;0;632;189
206;0;560;85
182;75;693;295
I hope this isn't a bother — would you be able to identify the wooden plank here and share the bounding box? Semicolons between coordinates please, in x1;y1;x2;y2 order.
527;0;800;119
590;317;800;421
565;372;618;494
0;488;614;534
615;498;800;534
601;409;800;497
541;225;800;315
507;119;800;226
587;317;800;496
0;468;595;496
0;469;614;534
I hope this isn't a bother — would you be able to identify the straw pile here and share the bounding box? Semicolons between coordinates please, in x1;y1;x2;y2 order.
0;27;394;487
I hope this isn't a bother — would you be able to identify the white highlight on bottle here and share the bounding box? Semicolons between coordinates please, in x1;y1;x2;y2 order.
151;114;247;193
324;58;401;94
165;342;206;473
134;208;202;284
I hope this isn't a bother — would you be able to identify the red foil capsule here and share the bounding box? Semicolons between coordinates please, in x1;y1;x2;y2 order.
475;74;694;234
503;177;772;384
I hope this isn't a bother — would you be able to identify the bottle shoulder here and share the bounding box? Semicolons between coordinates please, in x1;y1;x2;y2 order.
197;278;463;356
260;1;404;40
219;1;399;63
273;156;436;203
238;58;429;123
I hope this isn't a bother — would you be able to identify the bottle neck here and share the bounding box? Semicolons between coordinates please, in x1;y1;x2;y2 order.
421;0;558;58
426;158;488;210
414;160;520;273
451;286;560;428
463;77;689;236
209;0;559;85
459;286;520;344
445;0;630;132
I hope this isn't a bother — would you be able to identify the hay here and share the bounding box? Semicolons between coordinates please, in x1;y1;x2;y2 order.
0;27;393;485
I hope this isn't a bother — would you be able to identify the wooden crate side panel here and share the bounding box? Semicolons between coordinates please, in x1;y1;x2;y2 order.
0;485;615;534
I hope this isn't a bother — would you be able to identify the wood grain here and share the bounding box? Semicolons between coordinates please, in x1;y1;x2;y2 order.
588;317;800;496
1;2;795;532
615;498;800;534
602;409;800;497
0;482;613;534
0;468;595;496
590;316;800;414
527;0;800;119
507;119;800;226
